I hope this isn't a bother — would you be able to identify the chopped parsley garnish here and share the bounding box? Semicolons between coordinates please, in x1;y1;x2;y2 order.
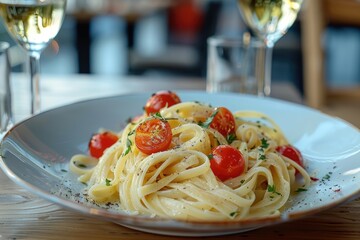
105;178;111;186
152;112;164;120
226;133;237;144
198;110;218;129
123;132;133;154
208;154;214;159
230;211;238;217
61;169;68;173
152;112;177;121
260;138;269;149
267;184;282;196
128;129;135;136
123;138;132;156
320;172;334;184
295;188;308;193
259;154;266;160
322;173;331;181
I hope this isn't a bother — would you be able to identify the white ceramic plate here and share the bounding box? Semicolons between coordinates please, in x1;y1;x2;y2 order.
1;91;360;237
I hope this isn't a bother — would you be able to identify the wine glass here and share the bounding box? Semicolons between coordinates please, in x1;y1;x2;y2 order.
237;0;303;96
0;0;67;115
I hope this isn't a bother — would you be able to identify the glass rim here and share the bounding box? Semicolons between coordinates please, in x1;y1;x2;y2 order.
207;35;264;48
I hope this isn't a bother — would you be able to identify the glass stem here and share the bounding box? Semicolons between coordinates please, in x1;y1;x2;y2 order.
256;44;273;96
29;52;41;114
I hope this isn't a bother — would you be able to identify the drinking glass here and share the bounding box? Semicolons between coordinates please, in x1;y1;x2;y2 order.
207;35;266;96
237;0;303;96
0;42;12;139
0;0;67;115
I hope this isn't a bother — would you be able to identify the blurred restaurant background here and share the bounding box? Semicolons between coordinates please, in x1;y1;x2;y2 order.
1;0;359;127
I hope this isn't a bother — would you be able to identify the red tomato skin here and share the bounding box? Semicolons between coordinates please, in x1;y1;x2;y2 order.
209;107;236;137
89;132;118;158
276;145;303;173
210;145;245;181
144;91;181;115
135;118;172;155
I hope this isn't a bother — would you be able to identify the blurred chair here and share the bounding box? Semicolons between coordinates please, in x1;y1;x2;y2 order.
129;0;222;77
302;0;360;108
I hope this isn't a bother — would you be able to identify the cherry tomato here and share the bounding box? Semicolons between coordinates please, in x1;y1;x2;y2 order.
276;145;303;173
135;118;172;154
144;91;181;115
209;107;236;137
89;132;118;158
209;145;245;181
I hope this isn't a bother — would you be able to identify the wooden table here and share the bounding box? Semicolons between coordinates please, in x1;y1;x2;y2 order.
1;74;359;239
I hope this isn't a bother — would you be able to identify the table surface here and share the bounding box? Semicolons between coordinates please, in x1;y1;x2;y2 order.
1;74;359;240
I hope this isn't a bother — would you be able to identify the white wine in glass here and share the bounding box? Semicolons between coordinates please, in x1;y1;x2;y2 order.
0;0;66;114
237;0;302;95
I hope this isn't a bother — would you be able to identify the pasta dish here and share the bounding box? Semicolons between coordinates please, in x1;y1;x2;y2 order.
70;91;311;221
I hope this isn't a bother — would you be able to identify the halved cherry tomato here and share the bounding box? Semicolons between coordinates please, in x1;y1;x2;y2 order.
209;145;245;181
135;118;172;154
144;91;181;115
209;107;235;137
276;145;303;173
89;132;118;158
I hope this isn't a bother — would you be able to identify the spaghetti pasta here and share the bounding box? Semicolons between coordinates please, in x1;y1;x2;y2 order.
70;100;311;221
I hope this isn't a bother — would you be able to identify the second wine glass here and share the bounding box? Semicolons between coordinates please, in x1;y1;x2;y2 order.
237;0;302;96
0;0;67;115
